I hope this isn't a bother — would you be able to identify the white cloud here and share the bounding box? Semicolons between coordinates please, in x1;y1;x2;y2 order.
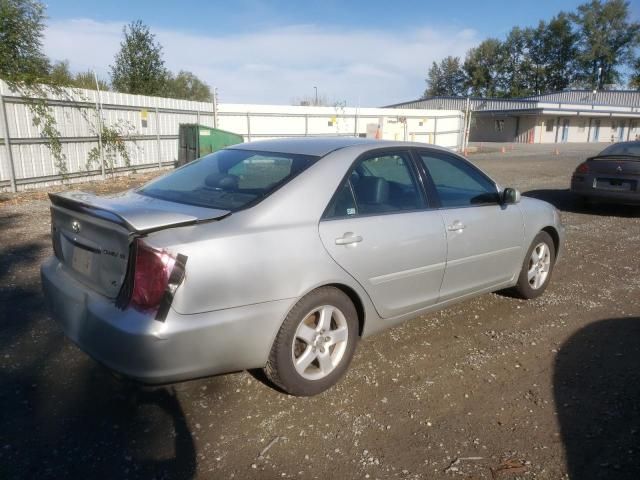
43;19;478;106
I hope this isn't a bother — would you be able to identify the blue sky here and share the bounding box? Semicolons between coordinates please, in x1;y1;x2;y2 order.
43;0;639;105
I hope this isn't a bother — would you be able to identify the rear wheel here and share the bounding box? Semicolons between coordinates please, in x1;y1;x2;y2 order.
264;287;359;396
513;231;556;299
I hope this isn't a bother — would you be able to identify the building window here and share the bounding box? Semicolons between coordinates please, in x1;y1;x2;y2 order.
545;120;554;132
494;120;505;132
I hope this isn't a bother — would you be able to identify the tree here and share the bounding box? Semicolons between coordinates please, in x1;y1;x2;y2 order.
500;27;533;96
571;0;640;89
524;22;548;95
110;20;168;95
164;71;211;101
542;13;579;91
0;0;49;82
48;60;74;85
630;57;640;89
463;39;504;97
73;70;110;91
424;56;465;97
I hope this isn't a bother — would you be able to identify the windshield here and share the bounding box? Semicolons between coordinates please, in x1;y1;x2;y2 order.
598;142;640;157
138;149;320;211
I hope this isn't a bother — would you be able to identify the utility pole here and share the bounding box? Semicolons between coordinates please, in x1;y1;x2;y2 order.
314;86;318;106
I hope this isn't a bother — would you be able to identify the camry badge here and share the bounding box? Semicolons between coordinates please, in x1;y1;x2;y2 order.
71;220;81;233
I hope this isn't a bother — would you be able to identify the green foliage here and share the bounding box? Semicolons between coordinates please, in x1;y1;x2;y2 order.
0;0;49;82
424;56;465;97
49;61;110;91
424;0;640;98
110;20;168;96
463;39;503;97
164;70;212;101
48;60;74;85
72;70;110;91
543;13;579;91
630;58;640;89
499;27;532;97
86;120;136;173
571;0;640;88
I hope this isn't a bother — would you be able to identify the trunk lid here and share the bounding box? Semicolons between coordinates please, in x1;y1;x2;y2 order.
589;157;640;176
49;190;229;298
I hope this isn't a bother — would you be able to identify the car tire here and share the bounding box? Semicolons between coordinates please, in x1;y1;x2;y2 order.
512;231;556;300
264;287;359;396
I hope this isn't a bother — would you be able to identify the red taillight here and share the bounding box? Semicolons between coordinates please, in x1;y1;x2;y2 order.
130;240;176;311
575;162;589;174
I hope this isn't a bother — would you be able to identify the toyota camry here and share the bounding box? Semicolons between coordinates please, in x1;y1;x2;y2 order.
41;137;564;396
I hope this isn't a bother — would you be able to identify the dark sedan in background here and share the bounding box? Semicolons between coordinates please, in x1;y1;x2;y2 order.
571;141;640;206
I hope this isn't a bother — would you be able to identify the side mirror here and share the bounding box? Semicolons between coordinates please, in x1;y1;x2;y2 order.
502;187;521;205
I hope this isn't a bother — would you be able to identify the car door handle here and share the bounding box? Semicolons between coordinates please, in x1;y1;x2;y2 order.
335;232;363;245
447;221;466;232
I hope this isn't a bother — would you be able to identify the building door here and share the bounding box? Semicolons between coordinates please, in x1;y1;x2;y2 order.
561;119;570;143
592;119;600;142
618;121;626;141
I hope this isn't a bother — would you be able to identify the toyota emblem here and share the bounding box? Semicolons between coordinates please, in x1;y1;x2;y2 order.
616;165;623;172
71;220;81;233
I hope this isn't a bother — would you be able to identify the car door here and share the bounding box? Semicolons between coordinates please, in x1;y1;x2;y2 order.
319;150;447;319
416;149;524;301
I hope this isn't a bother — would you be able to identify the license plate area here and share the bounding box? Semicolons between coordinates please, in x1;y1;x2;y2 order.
71;247;93;276
594;178;636;191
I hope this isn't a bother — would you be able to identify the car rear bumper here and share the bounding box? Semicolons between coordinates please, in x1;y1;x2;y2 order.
41;256;291;384
571;175;640;205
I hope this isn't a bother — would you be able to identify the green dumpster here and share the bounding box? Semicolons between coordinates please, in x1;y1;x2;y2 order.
177;124;244;167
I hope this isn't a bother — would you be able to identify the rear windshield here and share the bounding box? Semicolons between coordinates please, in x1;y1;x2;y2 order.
598;142;640;157
138;149;319;211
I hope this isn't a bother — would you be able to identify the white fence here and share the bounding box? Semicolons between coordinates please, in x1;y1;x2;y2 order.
0;80;463;192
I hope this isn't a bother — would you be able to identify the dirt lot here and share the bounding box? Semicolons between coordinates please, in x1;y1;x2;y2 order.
1;143;639;479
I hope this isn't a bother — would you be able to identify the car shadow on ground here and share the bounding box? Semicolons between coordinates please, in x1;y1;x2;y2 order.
554;316;640;479
0;224;199;479
524;189;639;218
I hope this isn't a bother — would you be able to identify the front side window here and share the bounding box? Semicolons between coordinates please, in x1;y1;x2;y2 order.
419;152;499;208
324;151;423;218
138;149;319;211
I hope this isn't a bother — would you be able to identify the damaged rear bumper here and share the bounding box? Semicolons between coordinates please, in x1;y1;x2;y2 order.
41;256;291;384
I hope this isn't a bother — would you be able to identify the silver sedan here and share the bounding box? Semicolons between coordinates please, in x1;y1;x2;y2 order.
41;138;564;396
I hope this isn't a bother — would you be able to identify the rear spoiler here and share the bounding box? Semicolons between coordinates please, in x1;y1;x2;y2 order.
48;191;230;235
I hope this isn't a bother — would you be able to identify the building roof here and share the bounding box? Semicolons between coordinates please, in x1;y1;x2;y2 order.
386;90;640;114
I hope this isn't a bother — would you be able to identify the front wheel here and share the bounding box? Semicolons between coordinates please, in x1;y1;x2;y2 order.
264;287;359;396
512;231;556;299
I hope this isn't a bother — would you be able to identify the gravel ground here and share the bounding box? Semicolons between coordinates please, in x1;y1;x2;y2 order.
1;143;639;480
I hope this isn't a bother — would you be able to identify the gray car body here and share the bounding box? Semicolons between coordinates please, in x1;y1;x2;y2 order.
41;138;564;384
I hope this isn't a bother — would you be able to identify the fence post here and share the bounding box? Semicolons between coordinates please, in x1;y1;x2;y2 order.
246;113;252;142
354;110;358;137
213;88;218;129
0;91;17;193
433;116;438;145
155;106;161;168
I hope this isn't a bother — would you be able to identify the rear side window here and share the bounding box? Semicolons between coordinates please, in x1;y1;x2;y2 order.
138;149;319;211
598;142;640;157
324;151;423;218
419;152;499;208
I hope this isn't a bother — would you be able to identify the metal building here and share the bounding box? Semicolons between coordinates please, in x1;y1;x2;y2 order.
387;90;640;144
